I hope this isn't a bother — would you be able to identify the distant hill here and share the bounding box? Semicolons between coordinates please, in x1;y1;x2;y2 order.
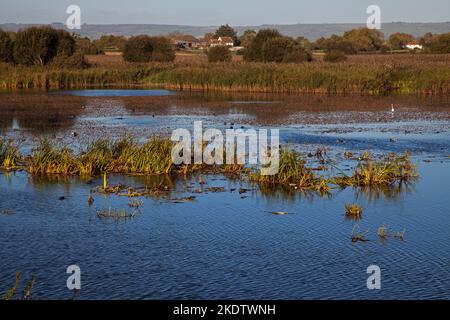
1;22;449;40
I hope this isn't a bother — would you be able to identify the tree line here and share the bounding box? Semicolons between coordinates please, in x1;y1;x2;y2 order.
1;25;449;68
0;26;176;67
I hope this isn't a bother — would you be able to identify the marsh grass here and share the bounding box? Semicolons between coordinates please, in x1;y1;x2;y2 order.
250;148;321;189
0;139;22;170
2;55;449;94
351;225;370;243
10;137;420;198
377;225;388;238
96;207;139;222
2;272;20;300
333;152;418;188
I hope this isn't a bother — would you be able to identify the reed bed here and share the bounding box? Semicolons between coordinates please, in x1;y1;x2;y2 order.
1;55;450;94
147;62;450;95
0;63;170;89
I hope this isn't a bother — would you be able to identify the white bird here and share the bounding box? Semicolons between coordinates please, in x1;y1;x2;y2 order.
391;104;395;113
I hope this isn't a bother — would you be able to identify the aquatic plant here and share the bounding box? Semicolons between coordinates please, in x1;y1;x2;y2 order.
2;272;20;300
377;225;388;238
0;139;21;170
333;152;418;188
96;207;139;221
351;225;370;243
250;148;319;188
345;203;363;220
393;229;406;240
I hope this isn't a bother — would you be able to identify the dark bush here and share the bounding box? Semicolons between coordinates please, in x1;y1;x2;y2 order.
123;35;154;63
425;33;450;53
324;49;347;63
149;37;175;62
208;46;232;62
244;29;282;62
262;37;312;63
13;27;76;66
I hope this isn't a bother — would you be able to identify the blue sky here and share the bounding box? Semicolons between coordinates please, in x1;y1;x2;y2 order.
1;0;449;25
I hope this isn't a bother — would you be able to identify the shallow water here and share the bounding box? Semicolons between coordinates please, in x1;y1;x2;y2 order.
0;90;449;300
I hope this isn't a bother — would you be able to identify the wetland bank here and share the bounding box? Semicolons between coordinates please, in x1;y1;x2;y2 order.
0;90;450;299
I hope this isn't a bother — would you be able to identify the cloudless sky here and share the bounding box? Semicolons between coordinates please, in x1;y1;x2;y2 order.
1;0;449;25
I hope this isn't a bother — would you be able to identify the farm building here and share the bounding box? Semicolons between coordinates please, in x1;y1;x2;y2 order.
210;36;234;47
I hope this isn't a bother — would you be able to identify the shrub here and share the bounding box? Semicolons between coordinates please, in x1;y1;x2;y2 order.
123;35;153;63
324;49;347;63
12;27;76;66
50;52;90;69
426;33;450;53
208;46;231;63
262;37;312;63
149;37;175;62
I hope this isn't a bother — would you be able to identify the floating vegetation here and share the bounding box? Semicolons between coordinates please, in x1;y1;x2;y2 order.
345;204;363;220
393;229;406;241
2;272;35;300
22;274;36;300
377;225;388;238
171;196;196;204
351;225;370;243
206;187;226;193
96;207;140;221
377;225;406;241
2;272;21;300
128;200;144;208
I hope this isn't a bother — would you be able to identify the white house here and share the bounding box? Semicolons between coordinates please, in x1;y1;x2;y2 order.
405;42;423;50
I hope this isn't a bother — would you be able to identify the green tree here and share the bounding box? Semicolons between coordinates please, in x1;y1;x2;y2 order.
239;30;256;48
13;27;71;66
261;37;311;63
419;32;434;47
315;34;357;54
123;35;153;62
0;29;13;63
94;35;127;52
75;36;100;55
149;37;176;62
425;33;450;53
388;33;415;50
214;24;239;45
208;45;231;62
244;29;282;62
343;28;384;52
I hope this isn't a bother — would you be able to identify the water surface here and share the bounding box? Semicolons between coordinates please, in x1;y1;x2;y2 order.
0;91;449;299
